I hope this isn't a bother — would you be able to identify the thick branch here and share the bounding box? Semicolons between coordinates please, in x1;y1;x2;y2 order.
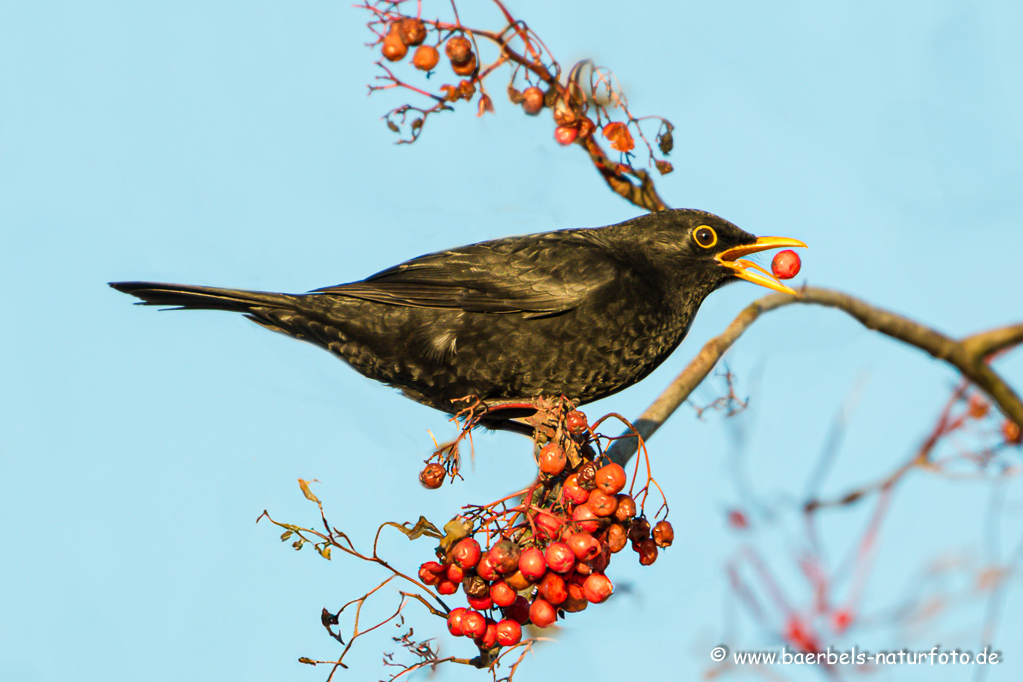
607;287;1023;465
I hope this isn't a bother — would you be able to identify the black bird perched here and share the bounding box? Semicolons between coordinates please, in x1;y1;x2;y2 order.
111;209;804;416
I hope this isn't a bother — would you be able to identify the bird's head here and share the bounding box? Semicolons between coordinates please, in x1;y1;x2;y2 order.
627;209;807;298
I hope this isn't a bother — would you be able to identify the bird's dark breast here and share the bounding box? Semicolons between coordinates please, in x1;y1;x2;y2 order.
269;289;693;413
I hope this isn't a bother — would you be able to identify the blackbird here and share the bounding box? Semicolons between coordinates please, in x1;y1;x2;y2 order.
111;209;804;415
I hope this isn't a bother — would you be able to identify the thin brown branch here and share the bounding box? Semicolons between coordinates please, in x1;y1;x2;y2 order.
607;287;1023;466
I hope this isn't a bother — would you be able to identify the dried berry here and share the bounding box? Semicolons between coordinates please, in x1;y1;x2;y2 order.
565;410;588;436
462;573;489;598
772;250;801;280
451;53;477;77
576;461;598;491
636;538;658;566
652;520;674;548
419;462;445;489
606;523;628;553
522;86;544;115
613;494;637;522
398;17;427;46
602;121;635;153
445;35;473;64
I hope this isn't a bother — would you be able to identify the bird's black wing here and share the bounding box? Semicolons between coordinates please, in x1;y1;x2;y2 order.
313;231;616;318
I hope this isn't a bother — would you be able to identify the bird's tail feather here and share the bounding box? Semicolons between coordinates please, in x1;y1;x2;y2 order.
109;281;298;313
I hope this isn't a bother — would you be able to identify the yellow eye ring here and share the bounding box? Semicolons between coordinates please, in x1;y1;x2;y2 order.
694;225;717;249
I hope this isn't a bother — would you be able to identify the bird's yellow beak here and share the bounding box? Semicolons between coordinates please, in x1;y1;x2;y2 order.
715;237;808;295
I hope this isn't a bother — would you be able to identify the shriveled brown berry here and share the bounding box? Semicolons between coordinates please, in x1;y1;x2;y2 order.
412;44;439;71
451;53;477;76
1005;419;1022;445
445;35;472;64
652;520;674;548
538;443;567;475
629;517;651;544
595;462;627;495
576;461;598;491
565;410;588;436
636;538;658;566
771;250;801;279
456;78;476;101
399;17;427;46
522;86;544;115
605;523;628;553
462;573;489;598
614;494;637;522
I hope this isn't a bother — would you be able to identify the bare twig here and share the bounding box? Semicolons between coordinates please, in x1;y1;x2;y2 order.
607;287;1023;465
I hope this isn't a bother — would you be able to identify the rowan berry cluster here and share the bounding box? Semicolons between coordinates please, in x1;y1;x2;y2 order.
417;408;672;654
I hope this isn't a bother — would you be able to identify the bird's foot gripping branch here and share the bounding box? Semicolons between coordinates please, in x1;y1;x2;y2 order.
258;398;674;680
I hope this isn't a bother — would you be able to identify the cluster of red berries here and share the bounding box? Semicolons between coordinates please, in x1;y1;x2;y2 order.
417;410;673;651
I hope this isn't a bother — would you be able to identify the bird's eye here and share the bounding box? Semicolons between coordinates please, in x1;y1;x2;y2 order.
694;226;717;249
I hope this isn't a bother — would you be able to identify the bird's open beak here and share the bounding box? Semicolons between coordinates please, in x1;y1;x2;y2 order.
715;237;808;295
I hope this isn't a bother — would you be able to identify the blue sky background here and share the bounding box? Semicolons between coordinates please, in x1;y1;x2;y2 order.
3;1;1022;680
